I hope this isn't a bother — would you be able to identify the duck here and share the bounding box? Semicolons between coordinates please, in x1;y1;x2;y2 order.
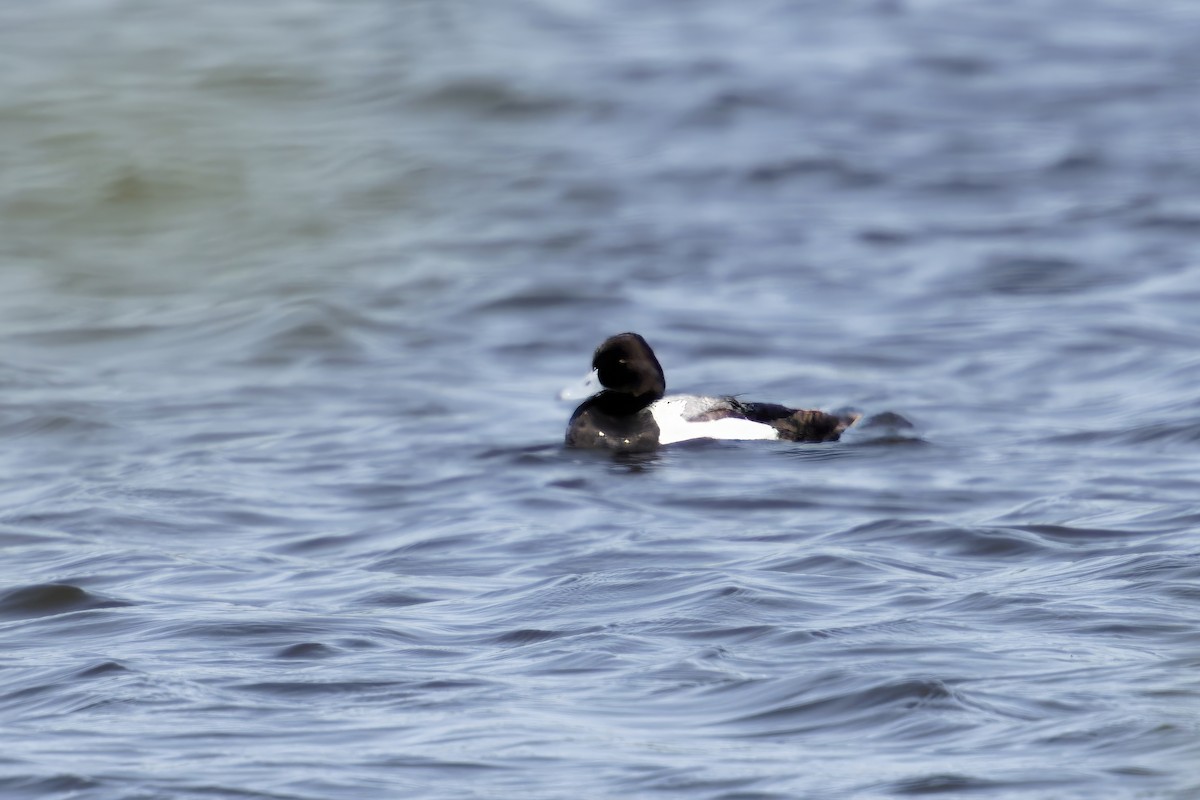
564;332;858;452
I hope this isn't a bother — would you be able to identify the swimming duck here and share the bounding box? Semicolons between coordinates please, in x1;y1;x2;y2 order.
564;332;858;452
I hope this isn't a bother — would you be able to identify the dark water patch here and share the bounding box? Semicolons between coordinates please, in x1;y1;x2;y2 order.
316;480;433;513
75;660;131;678
101;165;219;210
152;784;314;800
976;254;1117;297
1092;320;1200;349
546;477;589;490
472;284;624;313
275;642;338;659
835;519;1055;560
412;679;495;693
673;624;778;646
720;675;961;739
492;628;565;646
0;659;147;720
476;443;566;463
684;580;821;615
758;552;896;578
1107;766;1168;779
391;646;477;664
1044;417;1200;449
352;590;439;609
1118;418;1200;446
271;533;361;556
376;531;489;560
678;84;791;123
889;773;1002;795
0;411;113;441
858;225;914;245
933;590;1046;617
914;52;995;77
915;174;1010;196
415;77;577;117
197;60;326;97
225;296;397;369
1066;619;1194;640
0;774;103;799
662;493;823;514
800;615;935;646
9;322;166;348
846;428;928;448
1047;147;1106;173
182;619;417;648
1013;524;1144;548
535;545;702;577
629;770;775;797
0;584;130;619
1098;552;1200;582
855;410;915;432
743;155;883;187
555;180;621;213
0;605;138;648
1155;582;1200;603
233;680;398;698
0;526;74;547
376;755;505;771
0;361;65;390
1134;204;1200;231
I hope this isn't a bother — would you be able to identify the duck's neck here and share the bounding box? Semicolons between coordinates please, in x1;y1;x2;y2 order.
592;389;660;416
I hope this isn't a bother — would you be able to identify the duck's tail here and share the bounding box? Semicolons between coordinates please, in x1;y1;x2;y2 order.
734;401;860;442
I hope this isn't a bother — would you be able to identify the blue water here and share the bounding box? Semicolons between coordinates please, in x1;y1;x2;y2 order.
2;1;1200;798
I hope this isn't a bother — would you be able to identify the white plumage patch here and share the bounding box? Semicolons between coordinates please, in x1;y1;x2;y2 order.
649;396;780;445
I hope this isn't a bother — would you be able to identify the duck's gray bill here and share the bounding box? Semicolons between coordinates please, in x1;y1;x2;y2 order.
557;369;601;401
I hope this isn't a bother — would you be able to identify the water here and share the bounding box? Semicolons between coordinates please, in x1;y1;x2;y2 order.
2;1;1200;798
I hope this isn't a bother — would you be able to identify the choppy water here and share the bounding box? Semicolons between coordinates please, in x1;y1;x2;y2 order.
3;1;1200;798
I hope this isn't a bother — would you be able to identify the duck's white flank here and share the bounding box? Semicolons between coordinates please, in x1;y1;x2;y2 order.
649;396;780;445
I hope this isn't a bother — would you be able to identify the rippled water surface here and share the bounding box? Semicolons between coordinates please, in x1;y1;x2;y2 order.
3;1;1200;798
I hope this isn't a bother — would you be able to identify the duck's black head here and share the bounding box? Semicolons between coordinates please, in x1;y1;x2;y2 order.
565;333;666;451
589;332;665;414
